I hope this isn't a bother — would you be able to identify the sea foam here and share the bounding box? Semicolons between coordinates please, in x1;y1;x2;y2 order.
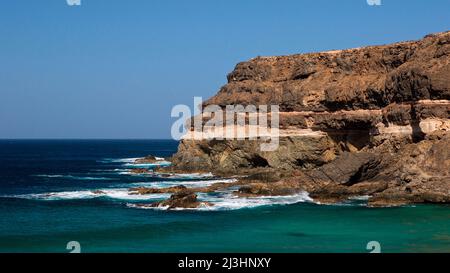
5;189;170;201
126;191;313;211
33;174;116;181
127;178;238;189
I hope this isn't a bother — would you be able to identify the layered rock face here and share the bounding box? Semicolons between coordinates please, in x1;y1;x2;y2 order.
169;31;450;206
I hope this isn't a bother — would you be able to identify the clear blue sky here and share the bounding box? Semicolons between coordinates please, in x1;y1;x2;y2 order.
0;0;449;139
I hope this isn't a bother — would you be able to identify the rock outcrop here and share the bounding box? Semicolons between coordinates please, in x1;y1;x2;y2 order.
167;31;450;206
129;185;188;195
134;155;165;164
148;190;212;210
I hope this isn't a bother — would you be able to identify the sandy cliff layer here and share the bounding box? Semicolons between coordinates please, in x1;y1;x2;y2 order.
165;31;450;207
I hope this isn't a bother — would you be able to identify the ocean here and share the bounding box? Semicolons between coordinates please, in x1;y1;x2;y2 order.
0;140;448;253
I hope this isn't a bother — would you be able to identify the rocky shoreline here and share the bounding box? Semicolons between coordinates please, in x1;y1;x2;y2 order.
133;32;450;209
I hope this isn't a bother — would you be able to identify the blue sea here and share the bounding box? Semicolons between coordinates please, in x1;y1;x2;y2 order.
0;140;449;253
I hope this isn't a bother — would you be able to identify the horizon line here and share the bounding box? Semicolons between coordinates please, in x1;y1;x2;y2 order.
0;138;178;141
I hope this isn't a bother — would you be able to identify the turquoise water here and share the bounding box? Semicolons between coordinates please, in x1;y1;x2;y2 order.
0;140;449;253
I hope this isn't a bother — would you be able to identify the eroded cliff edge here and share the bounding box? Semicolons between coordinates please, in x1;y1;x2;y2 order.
166;31;450;207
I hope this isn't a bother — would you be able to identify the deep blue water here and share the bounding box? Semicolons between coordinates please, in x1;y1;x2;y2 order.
0;140;449;253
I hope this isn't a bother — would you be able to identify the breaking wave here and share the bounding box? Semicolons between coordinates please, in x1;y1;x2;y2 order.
123;161;172;168
4;189;170;201
17;156;315;211
127;191;313;211
127;178;238;189
119;171;215;179
33;174;116;181
97;157;142;163
98;157;171;168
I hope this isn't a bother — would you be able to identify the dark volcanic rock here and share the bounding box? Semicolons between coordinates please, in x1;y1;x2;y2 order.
150;190;212;209
308;152;381;186
308;134;450;205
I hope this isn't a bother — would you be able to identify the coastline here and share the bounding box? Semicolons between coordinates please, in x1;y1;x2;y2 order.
0;139;449;253
157;31;450;209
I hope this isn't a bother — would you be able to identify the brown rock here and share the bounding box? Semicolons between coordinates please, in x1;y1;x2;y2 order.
150;190;213;209
134;155;164;164
130;168;151;174
236;179;302;197
167;31;450;206
129;185;187;195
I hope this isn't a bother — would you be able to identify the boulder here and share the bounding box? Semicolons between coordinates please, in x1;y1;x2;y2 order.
150;190;213;209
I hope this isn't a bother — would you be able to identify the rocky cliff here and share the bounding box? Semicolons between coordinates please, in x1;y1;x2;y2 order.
167;31;450;207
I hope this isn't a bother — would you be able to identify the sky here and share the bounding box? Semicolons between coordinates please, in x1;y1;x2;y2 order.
0;0;449;139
